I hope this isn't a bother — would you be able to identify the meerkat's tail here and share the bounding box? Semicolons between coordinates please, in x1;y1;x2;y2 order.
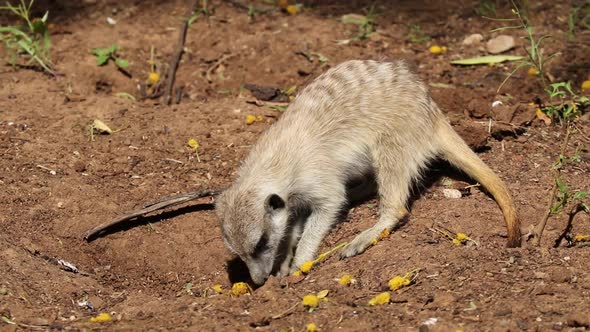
434;116;521;247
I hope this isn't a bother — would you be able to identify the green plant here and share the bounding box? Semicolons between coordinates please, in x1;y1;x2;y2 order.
0;0;54;74
567;2;590;40
341;5;378;40
406;24;431;43
531;82;589;246
550;174;589;216
492;1;559;91
188;0;208;25
92;44;129;70
542;82;589;122
475;0;496;17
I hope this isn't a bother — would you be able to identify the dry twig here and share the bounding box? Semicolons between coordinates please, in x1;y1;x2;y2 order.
530;126;572;246
84;188;222;240
163;1;203;105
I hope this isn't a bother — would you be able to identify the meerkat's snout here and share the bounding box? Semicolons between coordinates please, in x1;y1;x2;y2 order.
217;190;292;285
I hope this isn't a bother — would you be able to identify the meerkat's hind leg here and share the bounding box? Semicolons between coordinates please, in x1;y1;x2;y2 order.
340;147;419;259
340;205;409;258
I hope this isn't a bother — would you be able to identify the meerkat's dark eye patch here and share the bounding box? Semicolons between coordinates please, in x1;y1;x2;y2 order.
251;234;269;257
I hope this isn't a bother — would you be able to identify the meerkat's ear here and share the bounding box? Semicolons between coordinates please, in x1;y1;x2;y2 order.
265;194;285;213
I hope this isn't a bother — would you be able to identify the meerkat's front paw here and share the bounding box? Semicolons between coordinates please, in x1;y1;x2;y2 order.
340;230;376;259
278;257;293;278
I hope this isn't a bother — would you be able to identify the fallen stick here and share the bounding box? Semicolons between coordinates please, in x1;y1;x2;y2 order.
163;0;202;105
84;188;223;241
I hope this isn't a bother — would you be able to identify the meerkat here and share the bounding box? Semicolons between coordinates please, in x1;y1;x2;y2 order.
215;59;521;285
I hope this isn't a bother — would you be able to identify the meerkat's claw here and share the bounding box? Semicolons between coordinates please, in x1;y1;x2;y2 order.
340;231;375;259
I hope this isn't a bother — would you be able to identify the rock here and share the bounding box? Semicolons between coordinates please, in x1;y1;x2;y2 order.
491;105;515;123
549;270;572;283
442;188;462;199
490;122;518;140
486;35;515;54
494;307;512;316
467;99;490;119
452;118;490;151
429;292;456;308
462;33;484;45
565;312;589;327
280;274;305;286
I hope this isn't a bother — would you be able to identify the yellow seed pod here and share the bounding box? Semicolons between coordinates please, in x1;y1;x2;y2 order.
89;313;112;323
286;5;300;15
246;115;257;125
300;261;314;274
368;292;390;306
370;238;378;246
212;284;223;293
256;115;264;122
338;274;353;286
147;71;160;85
574;234;590;242
429;45;443;54
388;276;410;291
293;270;302;276
527;67;539;76
302;294;319;308
307;323;320;332
231;282;250;296
582;80;590;91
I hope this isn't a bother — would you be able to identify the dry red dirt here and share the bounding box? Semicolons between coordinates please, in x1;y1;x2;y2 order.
1;1;590;331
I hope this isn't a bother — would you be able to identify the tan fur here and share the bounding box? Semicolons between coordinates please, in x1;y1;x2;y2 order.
216;60;521;285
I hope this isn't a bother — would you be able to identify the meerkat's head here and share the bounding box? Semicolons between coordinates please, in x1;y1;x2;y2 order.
216;187;289;285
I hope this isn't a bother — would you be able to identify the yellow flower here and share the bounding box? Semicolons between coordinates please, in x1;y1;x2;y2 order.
574;234;590;242
256;115;264;122
293;270;302;276
370;238;378;245
302;294;319;309
368;292;390;306
286;5;300;15
246;115;257;125
307;323;320;332
147;71;160;85
89;313;112;323
300;261;314;274
187;138;199;150
378;228;390;240
527;67;539;76
429;45;446;54
582;80;590;91
231;282;251;296
212;284;223;293
388;276;410;291
338;274;353;286
456;233;468;241
453;232;470;246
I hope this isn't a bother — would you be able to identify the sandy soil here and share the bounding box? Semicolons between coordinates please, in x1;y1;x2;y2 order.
1;0;590;331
